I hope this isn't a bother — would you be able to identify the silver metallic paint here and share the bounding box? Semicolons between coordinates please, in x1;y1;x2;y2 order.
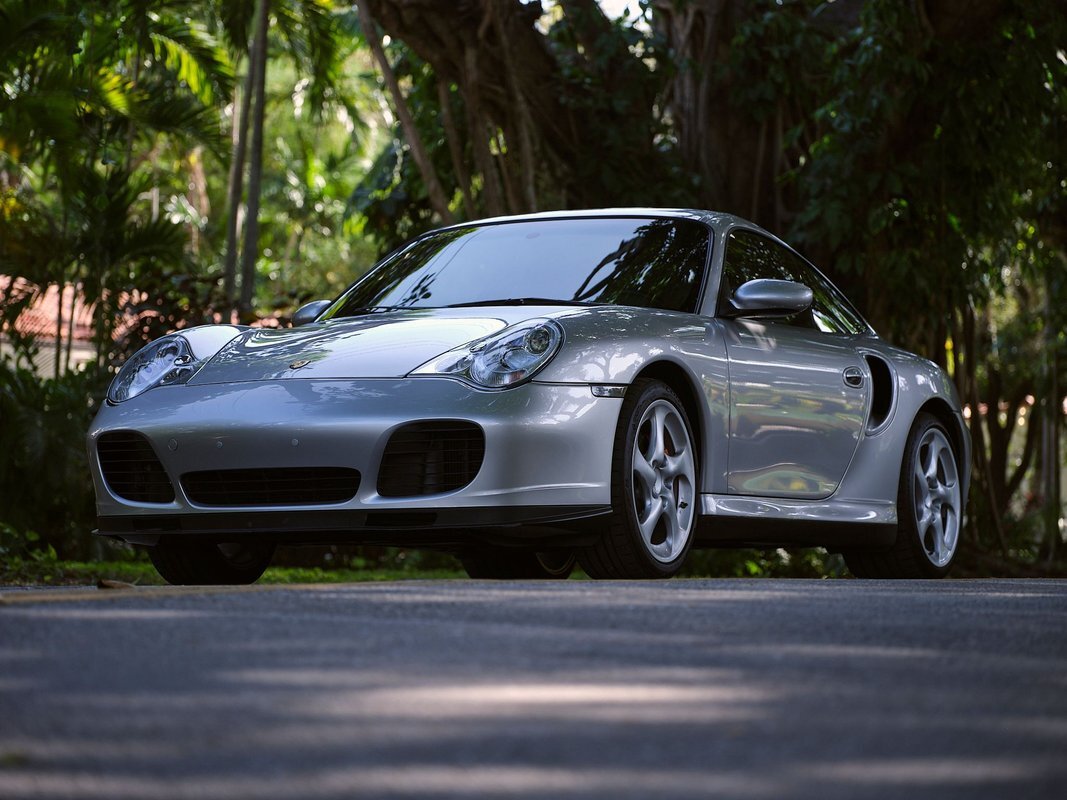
88;208;970;549
89;379;621;517
719;319;868;499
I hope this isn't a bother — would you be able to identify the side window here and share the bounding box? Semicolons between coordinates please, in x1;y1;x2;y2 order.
787;258;869;335
718;230;867;335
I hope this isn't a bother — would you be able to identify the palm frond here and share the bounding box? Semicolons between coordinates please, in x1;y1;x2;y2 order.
147;15;234;105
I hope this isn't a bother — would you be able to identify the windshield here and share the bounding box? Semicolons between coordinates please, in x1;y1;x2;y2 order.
325;217;710;318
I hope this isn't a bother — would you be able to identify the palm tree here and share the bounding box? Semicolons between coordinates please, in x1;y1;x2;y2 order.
215;0;341;316
1;0;234;369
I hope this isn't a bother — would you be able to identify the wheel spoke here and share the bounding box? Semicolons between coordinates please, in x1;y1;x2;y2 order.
930;513;945;562
914;457;926;487
661;496;680;552
639;499;664;546
633;453;657;496
662;452;684;479
917;506;935;536
934;483;954;504
916;477;933;512
649;405;668;463
943;506;959;553
923;441;941;481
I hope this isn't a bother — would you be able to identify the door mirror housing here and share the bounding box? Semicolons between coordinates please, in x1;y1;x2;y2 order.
292;300;331;327
724;279;813;319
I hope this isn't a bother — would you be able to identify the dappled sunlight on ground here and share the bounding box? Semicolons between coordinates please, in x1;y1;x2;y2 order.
1;579;1066;798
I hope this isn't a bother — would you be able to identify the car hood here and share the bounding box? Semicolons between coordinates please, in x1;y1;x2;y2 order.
187;310;526;385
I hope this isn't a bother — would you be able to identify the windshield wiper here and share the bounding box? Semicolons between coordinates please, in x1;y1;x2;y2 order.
342;305;413;315
443;297;604;308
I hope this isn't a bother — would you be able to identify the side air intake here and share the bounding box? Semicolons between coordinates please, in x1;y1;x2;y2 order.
377;421;485;497
864;354;895;432
97;431;176;504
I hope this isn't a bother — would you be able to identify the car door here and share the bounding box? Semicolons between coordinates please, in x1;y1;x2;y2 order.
718;229;870;499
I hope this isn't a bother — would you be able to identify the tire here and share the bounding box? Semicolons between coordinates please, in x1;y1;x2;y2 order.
579;379;698;579
148;540;276;585
844;412;962;578
460;549;575;579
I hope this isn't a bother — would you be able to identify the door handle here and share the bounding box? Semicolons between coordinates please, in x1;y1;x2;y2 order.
843;367;864;388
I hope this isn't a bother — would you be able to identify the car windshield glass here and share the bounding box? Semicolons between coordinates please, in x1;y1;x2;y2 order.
325;217;710;318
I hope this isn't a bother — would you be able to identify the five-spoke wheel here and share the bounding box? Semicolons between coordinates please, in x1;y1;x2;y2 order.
580;379;698;579
844;412;962;578
912;426;962;568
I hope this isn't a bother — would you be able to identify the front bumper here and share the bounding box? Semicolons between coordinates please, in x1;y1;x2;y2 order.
88;378;621;542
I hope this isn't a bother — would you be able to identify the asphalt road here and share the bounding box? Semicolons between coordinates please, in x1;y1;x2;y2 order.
1;579;1066;799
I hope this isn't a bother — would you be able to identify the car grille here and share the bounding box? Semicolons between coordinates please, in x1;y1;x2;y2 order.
377;421;485;497
181;467;361;507
96;431;176;504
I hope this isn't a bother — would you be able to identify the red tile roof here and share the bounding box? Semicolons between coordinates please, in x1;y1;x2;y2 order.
1;276;96;342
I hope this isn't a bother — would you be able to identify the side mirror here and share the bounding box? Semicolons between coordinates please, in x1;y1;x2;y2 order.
292;300;331;327
725;279;813;319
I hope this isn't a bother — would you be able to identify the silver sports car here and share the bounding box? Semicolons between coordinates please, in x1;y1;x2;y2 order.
88;209;971;584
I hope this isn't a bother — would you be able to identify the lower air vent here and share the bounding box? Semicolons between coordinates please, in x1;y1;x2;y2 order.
181;467;360;507
864;354;895;431
377;421;485;497
97;431;176;504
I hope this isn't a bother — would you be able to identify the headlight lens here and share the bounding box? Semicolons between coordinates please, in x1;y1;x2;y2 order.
411;319;564;389
107;334;198;403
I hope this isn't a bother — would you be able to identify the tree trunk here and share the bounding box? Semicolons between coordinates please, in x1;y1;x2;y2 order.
462;44;505;217
238;0;270;317
361;0;657;210
1041;263;1062;563
357;1;455;224
53;279;63;379
489;3;536;212
64;282;76;372
224;57;255;311
436;79;475;218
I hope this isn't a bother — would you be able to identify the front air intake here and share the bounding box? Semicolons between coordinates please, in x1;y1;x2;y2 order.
181;467;361;507
97;431;176;504
377;421;485;497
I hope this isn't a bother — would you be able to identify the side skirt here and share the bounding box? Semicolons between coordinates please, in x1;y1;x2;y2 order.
696;494;897;550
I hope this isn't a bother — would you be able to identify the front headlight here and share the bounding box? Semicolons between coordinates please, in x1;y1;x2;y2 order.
411;319;564;389
107;334;198;403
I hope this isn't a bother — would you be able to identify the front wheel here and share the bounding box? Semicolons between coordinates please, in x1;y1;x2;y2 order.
579;379;698;579
148;540;276;585
459;549;575;579
844;412;962;578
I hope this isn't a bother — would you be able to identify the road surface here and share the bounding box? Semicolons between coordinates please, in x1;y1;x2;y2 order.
1;578;1065;798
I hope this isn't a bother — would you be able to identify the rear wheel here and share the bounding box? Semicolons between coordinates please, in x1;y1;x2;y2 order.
579;379;698;579
148;540;276;585
459;549;575;579
844;412;961;578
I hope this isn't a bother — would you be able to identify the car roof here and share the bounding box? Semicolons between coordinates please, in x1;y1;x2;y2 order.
434;207;776;239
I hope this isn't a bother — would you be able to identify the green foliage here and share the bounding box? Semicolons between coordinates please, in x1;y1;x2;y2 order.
682;548;846;579
0;554;466;586
0;364;106;558
0;523;61;584
791;0;1067;346
1;0;1064;574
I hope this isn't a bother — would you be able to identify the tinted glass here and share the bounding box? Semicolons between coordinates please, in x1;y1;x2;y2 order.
718;230;869;334
326;218;710;317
